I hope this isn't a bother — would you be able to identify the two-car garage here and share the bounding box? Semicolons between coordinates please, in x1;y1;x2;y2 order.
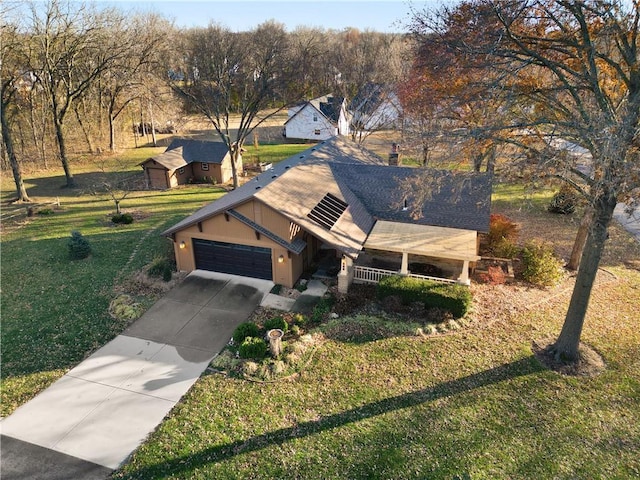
192;239;273;280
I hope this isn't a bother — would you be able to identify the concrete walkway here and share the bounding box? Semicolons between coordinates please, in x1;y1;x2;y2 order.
1;271;273;478
260;279;328;313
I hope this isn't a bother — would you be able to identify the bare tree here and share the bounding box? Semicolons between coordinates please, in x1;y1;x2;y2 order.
102;13;171;152
170;21;307;188
1;8;31;202
28;0;132;187
410;0;640;362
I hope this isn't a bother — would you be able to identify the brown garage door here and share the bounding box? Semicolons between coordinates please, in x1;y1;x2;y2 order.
192;239;273;280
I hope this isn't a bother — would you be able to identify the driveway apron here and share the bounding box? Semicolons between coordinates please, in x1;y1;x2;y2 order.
1;271;273;478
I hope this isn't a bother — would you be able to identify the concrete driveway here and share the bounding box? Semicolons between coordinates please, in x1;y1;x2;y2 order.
1;271;273;479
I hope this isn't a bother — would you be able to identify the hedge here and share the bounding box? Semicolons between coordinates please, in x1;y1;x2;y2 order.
377;275;472;319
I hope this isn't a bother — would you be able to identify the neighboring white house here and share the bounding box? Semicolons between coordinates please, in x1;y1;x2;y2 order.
349;83;403;132
283;95;350;141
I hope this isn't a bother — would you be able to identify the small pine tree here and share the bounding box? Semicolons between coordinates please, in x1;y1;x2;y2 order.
68;231;92;260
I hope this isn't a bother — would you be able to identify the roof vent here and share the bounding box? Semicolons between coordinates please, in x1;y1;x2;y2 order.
285;165;290;169
307;193;348;230
402;199;408;211
255;186;261;190
271;175;277;179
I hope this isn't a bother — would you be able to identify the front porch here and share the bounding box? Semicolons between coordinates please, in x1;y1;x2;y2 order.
336;221;481;293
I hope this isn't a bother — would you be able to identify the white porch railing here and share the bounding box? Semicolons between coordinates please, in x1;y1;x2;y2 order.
352;266;457;285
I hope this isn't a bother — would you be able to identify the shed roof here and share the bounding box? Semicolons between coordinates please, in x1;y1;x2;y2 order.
365;221;481;262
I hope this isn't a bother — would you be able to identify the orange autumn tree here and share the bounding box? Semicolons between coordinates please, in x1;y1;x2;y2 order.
400;1;506;171
409;0;640;363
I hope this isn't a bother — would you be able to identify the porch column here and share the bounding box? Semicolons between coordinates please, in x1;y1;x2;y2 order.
457;260;470;285
400;252;409;275
338;256;353;294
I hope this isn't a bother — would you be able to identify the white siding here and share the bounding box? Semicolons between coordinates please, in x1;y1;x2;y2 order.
285;104;336;141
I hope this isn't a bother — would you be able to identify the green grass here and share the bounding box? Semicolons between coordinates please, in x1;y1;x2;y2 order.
3;144;640;478
0;142;319;415
113;265;640;479
243;143;314;166
0;148;226;415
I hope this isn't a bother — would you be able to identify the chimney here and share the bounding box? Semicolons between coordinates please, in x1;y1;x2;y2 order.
388;143;401;166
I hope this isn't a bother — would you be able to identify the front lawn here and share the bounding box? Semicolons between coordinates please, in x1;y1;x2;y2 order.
1;142;315;416
114;188;640;479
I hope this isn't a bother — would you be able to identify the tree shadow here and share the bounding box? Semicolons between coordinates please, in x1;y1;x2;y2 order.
123;356;545;478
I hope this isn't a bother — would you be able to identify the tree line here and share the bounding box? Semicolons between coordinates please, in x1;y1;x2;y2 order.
1;0;409;197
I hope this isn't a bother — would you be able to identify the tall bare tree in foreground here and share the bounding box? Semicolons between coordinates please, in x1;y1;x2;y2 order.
410;0;639;362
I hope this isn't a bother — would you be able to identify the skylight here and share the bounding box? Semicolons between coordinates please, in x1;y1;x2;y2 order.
307;193;348;230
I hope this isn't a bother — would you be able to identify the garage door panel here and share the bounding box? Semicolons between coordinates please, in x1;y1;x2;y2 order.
193;239;272;280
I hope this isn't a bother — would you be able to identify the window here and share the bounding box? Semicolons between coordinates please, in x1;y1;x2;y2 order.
201;162;209;171
178;167;185;174
314;129;321;135
313;114;318;122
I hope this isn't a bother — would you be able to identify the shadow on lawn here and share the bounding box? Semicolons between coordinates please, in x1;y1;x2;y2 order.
122;355;546;478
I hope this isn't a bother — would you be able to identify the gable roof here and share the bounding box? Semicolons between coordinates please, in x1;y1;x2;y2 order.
163;137;492;257
284;94;345;127
165;138;230;164
143;138;230;171
145;146;188;170
313;95;345;124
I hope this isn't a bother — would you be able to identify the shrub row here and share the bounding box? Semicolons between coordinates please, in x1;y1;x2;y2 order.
377;275;472;319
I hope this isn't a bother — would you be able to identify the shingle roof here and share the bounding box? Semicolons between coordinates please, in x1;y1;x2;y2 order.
166;138;230;164
316;96;344;124
144;139;230;172
147;147;188;170
330;164;493;233
163;137;493;256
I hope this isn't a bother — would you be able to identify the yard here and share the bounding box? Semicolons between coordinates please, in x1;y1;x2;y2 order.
2;145;640;478
111;186;640;479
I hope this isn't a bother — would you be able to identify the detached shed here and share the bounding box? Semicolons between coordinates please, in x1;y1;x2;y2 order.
140;138;241;189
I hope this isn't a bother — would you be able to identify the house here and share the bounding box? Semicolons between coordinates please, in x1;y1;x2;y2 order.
283;95;350;141
140;138;241;189
349;83;403;132
162;137;492;291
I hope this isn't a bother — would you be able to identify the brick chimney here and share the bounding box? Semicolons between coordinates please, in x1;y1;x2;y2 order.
388;143;401;166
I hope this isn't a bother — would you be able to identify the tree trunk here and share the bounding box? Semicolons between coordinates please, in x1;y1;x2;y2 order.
1;102;31;202
552;193;617;362
109;114;117;152
230;147;240;189
149;102;157;147
54;118;76;188
567;207;593;270
74;104;95;153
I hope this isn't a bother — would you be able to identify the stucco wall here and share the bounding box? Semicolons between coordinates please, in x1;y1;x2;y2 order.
171;198;306;288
